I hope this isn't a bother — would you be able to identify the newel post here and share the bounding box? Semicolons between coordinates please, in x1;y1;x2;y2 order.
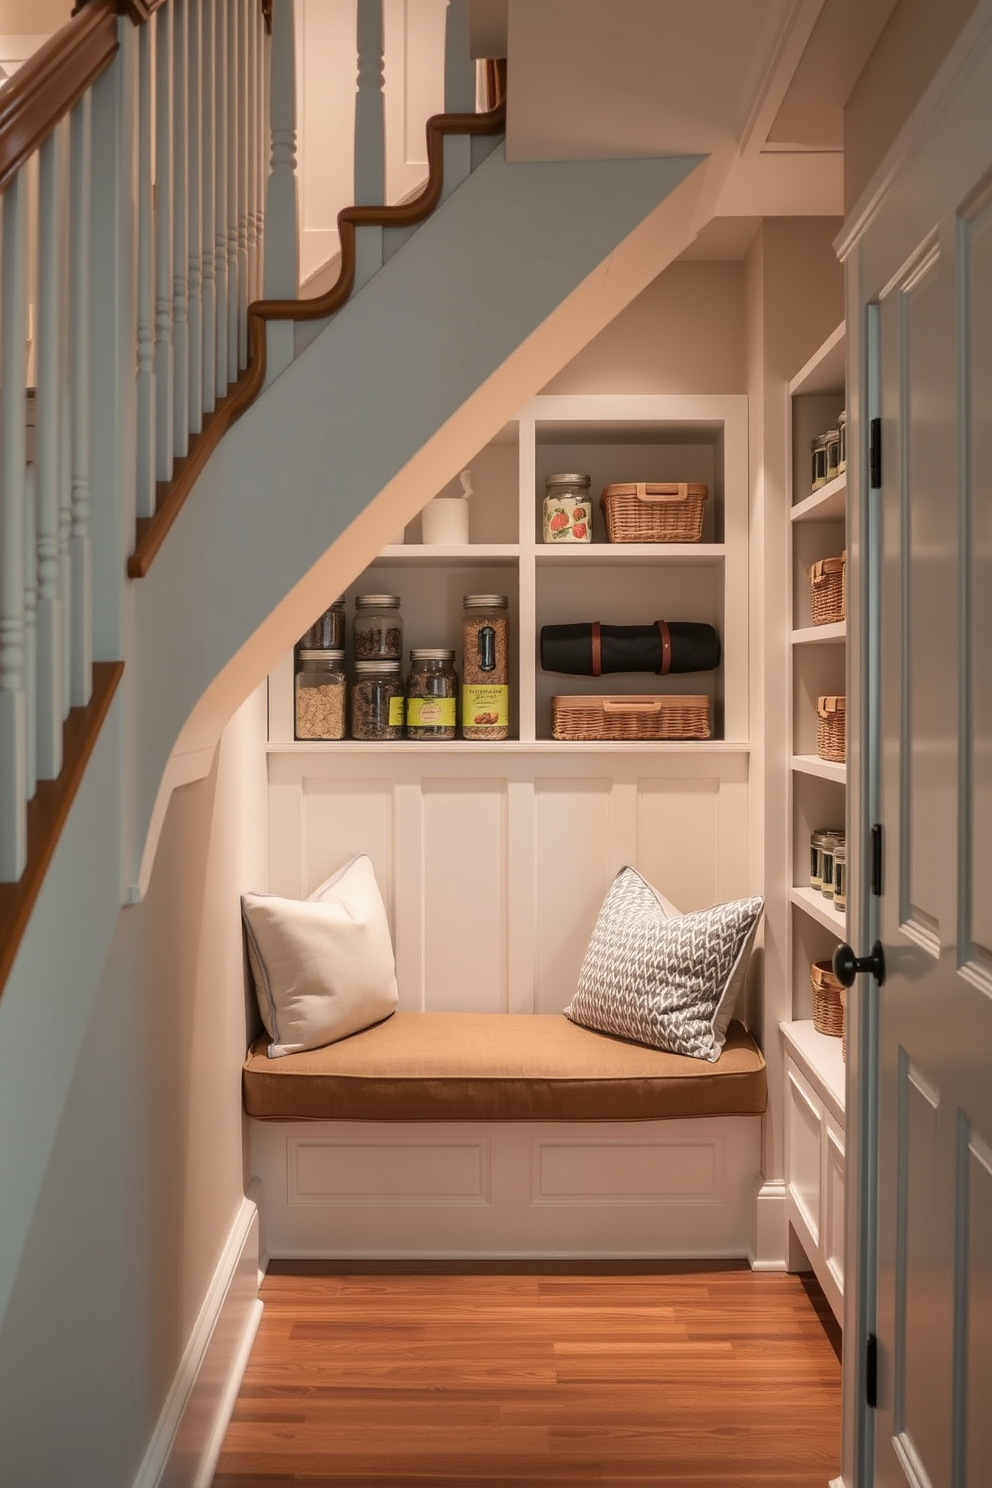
263;0;298;383
353;0;384;291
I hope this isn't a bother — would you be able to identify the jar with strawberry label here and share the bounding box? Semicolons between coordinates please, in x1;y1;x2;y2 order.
543;474;592;543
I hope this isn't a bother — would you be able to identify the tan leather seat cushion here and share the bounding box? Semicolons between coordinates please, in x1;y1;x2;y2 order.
243;1013;766;1122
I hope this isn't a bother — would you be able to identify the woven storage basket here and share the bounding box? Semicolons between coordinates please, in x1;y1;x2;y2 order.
840;987;847;1062
816;695;846;763
811;960;845;1038
809;551;847;625
600;482;708;543
551;694;711;742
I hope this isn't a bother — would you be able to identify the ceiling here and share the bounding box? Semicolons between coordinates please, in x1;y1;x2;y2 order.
470;0;900;229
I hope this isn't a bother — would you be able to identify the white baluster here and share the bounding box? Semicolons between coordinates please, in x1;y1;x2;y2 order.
0;171;29;879
263;0;298;382
155;5;174;478
353;0;384;290
136;20;155;514
36;136;65;775
201;0;216;415
256;0;268;297
245;0;259;310
236;0;249;370
69;98;93;710
226;0;239;384
23;465;37;803
187;0;203;436
214;0;228;399
442;0;472;198
173;0;189;457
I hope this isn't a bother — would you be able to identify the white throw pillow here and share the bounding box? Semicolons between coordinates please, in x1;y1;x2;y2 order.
564;866;763;1062
242;854;398;1058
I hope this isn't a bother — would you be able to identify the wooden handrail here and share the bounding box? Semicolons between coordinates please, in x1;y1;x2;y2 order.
0;1;119;197
128;95;507;579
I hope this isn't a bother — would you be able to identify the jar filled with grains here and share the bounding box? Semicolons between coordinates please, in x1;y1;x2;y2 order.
462;594;509;740
298;598;345;651
295;649;347;740
407;650;458;740
354;594;403;660
351;659;405;741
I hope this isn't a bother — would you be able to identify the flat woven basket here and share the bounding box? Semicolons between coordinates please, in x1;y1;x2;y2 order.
551;694;711;742
811;960;845;1038
600;482;708;543
809;551;847;625
816;695;846;763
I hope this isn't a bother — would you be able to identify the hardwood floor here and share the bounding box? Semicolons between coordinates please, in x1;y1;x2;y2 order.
212;1260;842;1487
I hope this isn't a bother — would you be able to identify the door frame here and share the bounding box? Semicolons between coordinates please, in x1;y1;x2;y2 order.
836;4;992;1481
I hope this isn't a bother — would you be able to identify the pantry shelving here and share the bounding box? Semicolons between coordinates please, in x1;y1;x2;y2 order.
781;322;848;1328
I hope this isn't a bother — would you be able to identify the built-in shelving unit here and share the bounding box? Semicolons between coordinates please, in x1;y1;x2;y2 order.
781;325;848;1328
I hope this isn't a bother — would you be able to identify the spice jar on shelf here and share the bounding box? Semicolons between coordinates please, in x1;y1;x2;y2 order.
354;594;403;660
824;427;840;482
543;473;592;543
837;410;847;474
832;841;847;912
298;598;345;651
462;594;509;740
810;435;829;492
295;649;347;740
407;650;458;740
350;660;405;741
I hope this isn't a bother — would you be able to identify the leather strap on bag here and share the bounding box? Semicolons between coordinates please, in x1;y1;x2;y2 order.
591;621;602;677
656;620;672;675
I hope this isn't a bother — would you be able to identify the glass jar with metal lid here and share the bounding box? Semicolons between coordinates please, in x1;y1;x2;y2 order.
462;594;509;740
824;427;840;482
811;436;829;492
819;830;845;900
810;827;841;890
298;597;345;651
295;649;347;740
406;650;458;740
832;841;847;912
350;660;405;741
543;473;592;543
354;594;403;660
837;410;847;474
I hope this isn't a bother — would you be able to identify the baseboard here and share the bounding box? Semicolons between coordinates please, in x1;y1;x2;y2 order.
132;1184;263;1488
748;1178;788;1270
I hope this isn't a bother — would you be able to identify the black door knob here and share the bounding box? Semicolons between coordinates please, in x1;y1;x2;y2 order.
833;940;886;987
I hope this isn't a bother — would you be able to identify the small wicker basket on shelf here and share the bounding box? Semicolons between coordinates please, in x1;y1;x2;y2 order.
600;482;708;543
809;551;846;625
840;987;847;1062
816;695;846;763
551;694;711;742
811;960;845;1038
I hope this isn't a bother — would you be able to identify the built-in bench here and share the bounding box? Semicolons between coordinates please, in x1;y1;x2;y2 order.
246;1012;767;1261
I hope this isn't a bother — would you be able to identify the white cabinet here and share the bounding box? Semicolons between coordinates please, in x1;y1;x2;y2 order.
267;395;755;1016
780;326;848;1327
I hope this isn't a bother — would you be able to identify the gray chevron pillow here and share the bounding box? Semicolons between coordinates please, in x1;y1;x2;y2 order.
564;867;763;1062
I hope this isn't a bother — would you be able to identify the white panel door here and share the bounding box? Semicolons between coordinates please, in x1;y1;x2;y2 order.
874;162;992;1488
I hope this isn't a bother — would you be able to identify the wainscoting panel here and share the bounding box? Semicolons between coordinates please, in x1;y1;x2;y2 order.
290;1135;490;1205
422;778;507;1012
531;1136;724;1206
533;777;613;1014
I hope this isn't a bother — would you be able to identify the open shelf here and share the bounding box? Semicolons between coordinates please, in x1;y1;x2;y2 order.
791;884;846;935
533;542;725;568
267;738;751;757
791;474;846;523
793;620;846;645
781;1019;846;1113
375;544;519;566
792;753;847;784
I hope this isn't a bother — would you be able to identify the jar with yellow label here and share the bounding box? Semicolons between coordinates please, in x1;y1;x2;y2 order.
462;594;509;740
407;649;458;740
351;660;405;740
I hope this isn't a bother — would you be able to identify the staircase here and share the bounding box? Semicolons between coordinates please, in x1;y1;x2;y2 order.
0;2;712;1482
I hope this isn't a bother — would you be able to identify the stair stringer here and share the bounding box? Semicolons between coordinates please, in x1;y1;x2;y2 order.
131;142;718;898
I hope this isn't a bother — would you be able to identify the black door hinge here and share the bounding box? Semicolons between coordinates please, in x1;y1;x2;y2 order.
870;419;882;489
871;824;883;897
866;1333;878;1408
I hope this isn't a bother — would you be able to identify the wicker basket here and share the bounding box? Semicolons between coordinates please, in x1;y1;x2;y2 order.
840;987;847;1062
551;694;711;741
811;960;845;1038
816;695;846;763
809;551;846;625
600;482;708;543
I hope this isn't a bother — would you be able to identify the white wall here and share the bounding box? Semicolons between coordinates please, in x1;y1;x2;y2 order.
0;689;268;1488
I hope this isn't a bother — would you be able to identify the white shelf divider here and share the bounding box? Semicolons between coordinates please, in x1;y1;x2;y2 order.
791;474;847;523
374;543;520;566
792;753;847;784
267;739;752;757
791;884;846;936
792;620;846;645
533;542;726;568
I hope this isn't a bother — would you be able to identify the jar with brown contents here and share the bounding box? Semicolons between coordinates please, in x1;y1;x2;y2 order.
407;649;458;740
461;594;509;740
354;594;403;660
350;660;405;741
295;649;347;740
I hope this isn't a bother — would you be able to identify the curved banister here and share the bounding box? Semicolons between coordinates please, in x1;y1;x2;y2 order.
0;2;119;197
128;95;506;578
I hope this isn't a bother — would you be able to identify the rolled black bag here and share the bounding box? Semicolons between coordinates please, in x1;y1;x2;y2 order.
540;621;720;676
